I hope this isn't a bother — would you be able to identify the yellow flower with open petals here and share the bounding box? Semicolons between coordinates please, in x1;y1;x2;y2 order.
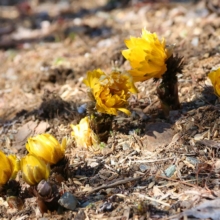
0;151;20;185
208;67;220;97
83;69;138;115
71;116;99;151
26;134;66;165
122;29;169;82
21;154;50;185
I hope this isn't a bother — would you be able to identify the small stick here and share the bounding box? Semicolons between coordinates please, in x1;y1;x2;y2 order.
156;175;197;187
88;176;142;194
130;157;175;163
133;193;171;207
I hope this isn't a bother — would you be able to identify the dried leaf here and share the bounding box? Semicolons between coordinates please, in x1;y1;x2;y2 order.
183;199;220;220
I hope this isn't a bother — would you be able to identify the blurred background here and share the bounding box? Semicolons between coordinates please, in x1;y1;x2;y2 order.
0;0;219;50
0;0;200;6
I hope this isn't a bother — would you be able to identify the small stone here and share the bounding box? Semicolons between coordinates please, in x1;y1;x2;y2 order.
77;103;87;114
164;165;176;177
139;164;148;172
58;192;78;211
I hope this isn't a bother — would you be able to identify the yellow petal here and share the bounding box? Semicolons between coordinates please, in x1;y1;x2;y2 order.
0;151;13;185
118;108;131;115
7;155;20;180
83;69;105;88
208;68;220;97
71;116;98;149
122;29;168;82
21;154;50;185
26;134;65;164
83;69;136;115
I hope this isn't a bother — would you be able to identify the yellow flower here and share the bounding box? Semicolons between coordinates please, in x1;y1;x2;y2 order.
21;154;50;185
26;134;66;164
122;29;169;82
83;69;138;115
71;116;99;151
208;67;220;97
0;151;20;185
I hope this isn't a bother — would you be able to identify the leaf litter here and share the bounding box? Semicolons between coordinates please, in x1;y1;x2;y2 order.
1;0;220;219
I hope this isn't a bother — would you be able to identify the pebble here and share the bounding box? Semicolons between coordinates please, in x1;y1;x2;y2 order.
77;103;87;114
58;192;78;211
164;165;176;177
139;164;148;172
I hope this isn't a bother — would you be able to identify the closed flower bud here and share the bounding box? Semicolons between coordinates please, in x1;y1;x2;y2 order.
21;154;50;185
0;151;20;185
26;133;66;164
37;180;52;197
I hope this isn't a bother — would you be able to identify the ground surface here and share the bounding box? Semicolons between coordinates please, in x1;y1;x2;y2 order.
1;0;220;219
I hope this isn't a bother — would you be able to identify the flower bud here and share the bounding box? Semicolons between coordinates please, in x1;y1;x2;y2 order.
21;154;50;185
26;133;66;164
37;180;52;197
0;151;20;185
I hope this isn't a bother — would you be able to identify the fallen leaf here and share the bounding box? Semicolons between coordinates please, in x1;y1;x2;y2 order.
183;198;220;220
14;121;49;149
14;121;38;149
141;122;174;151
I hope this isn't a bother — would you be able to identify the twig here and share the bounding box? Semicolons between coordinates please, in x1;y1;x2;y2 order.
119;150;138;164
130;157;175;163
88;176;142;194
157;179;198;188
133;193;171;207
156;175;197;187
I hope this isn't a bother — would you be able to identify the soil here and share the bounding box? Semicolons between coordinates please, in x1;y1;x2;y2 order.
1;0;220;219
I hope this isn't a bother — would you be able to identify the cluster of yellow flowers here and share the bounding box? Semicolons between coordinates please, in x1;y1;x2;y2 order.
0;134;66;186
80;29;170;118
71;29;171;149
1;28;218;203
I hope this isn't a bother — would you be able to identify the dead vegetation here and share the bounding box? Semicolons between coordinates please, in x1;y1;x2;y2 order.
1;0;220;219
